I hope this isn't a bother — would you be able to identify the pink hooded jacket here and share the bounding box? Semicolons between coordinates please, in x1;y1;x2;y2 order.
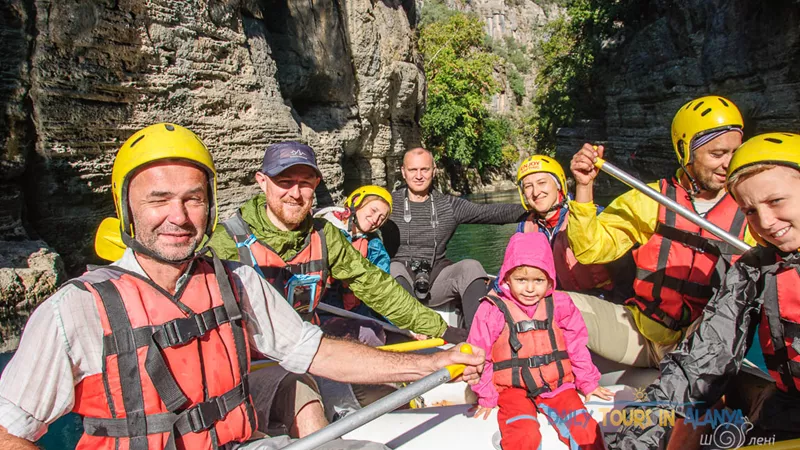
467;232;601;408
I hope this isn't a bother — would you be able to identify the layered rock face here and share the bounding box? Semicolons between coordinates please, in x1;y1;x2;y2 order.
0;0;425;335
556;0;800;187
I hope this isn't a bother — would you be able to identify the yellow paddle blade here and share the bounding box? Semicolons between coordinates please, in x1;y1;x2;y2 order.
377;338;446;353
94;217;126;262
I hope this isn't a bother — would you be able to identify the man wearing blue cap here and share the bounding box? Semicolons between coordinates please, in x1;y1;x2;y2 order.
208;141;467;429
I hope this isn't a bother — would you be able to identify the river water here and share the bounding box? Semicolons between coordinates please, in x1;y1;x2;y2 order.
0;189;766;447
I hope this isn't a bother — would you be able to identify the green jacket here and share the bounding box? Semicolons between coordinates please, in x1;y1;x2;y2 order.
208;194;448;337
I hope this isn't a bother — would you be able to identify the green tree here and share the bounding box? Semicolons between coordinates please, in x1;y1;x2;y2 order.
419;12;506;170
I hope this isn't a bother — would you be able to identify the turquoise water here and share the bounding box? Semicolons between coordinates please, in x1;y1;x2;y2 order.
0;189;766;447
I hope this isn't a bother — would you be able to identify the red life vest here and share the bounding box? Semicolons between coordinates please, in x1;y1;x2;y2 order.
486;295;574;398
629;178;747;330
759;251;800;393
221;212;329;320
69;257;255;450
521;213;613;293
340;236;369;311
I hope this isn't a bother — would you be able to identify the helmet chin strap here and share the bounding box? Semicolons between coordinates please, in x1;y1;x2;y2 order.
680;162;703;197
347;208;366;235
121;231;198;266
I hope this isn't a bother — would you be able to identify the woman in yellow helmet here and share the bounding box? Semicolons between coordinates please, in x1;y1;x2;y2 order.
512;154;631;299
315;185;393;272
612;133;800;448
314;185;395;335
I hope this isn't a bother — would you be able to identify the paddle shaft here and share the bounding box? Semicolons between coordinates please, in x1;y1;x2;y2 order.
282;367;455;450
316;302;415;338
596;158;750;253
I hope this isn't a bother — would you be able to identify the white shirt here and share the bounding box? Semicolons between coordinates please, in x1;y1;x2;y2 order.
0;249;323;441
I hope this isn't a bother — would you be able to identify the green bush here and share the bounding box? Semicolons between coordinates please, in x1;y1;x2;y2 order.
418;0;459;28
508;69;525;104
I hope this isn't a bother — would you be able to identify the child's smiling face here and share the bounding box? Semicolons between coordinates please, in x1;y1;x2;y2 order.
506;265;551;306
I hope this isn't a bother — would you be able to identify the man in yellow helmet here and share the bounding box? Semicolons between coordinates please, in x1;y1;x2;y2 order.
513;154;633;300
0;124;485;450
610;133;800;449
568;96;757;369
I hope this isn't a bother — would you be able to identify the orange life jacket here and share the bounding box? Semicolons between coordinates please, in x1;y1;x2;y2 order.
521;214;613;293
629;178;747;330
759;251;800;393
69;256;255;450
221;212;329;320
339;236;369;311
486;295;574;398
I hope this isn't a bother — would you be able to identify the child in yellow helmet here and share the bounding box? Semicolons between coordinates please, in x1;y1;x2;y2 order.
612;132;800;448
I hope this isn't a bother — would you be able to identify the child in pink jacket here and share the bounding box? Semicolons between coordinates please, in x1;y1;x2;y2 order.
468;232;612;450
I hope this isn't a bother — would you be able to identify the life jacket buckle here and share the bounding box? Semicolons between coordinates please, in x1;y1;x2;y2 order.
163;316;204;347
186;398;224;433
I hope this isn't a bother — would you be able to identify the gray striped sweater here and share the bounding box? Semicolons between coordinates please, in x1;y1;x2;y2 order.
381;188;526;264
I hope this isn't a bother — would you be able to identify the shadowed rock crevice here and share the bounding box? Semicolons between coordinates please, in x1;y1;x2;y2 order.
556;0;800;194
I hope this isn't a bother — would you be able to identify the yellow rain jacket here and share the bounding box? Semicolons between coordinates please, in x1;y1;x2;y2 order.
566;176;757;345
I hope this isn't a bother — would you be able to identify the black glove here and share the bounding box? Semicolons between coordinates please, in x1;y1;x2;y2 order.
442;326;468;343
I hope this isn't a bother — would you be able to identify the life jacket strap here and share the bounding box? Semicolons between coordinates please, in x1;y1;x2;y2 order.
493;350;570;371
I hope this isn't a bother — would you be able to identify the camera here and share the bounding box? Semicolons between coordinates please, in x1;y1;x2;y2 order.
409;259;432;300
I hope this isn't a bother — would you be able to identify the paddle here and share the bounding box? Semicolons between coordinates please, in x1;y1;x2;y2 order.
282;344;475;450
592;155;751;253
315;302;416;339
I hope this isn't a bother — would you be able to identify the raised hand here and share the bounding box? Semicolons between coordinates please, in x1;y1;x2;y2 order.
571;143;605;186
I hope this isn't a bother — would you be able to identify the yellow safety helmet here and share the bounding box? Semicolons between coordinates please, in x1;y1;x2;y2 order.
671;95;743;167
516;155;567;211
726;132;800;248
727;132;800;198
344;185;393;214
111;123;218;238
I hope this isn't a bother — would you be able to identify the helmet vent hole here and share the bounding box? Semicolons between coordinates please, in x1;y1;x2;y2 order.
700;108;712;116
130;135;145;148
693;101;704;111
165;124;175;131
718;98;729;107
765;138;783;144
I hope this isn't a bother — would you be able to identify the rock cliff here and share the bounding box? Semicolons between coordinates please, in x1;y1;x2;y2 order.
0;0;425;332
556;0;800;190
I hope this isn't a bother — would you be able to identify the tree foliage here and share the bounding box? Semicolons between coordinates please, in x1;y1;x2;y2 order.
419;12;509;170
531;0;646;152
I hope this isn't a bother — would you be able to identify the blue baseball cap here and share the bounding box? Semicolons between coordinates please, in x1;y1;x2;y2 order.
260;141;321;177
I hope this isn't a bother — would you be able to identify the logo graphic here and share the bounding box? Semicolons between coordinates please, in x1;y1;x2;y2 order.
700;417;753;449
521;161;542;172
632;387;647;402
289;148;308;160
